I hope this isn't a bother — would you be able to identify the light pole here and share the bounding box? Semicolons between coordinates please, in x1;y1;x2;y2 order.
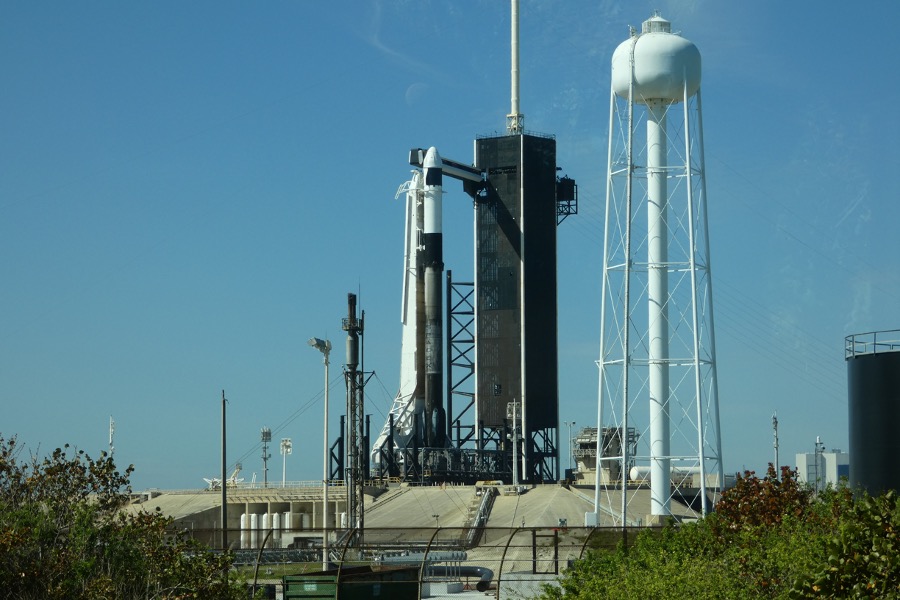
772;413;779;476
260;427;272;488
309;337;331;571
564;421;576;472
280;438;292;488
507;401;520;488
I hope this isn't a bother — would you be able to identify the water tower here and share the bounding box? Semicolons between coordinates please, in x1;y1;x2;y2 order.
593;13;723;524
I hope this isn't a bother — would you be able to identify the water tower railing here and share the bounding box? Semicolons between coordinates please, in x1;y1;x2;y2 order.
845;329;900;359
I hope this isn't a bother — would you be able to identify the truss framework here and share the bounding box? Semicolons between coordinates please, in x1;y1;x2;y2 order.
594;85;723;525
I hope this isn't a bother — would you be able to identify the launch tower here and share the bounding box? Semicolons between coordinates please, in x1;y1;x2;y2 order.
473;133;562;483
371;0;576;484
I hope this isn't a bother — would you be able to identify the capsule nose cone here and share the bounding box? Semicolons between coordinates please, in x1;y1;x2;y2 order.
423;146;442;169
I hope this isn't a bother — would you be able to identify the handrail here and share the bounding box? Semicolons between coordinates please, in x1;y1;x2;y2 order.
845;329;900;359
462;488;496;548
144;480;346;496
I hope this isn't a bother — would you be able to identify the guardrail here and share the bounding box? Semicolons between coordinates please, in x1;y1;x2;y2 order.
845;329;900;359
143;480;346;496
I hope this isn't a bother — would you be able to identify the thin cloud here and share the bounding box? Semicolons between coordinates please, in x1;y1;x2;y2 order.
365;0;451;84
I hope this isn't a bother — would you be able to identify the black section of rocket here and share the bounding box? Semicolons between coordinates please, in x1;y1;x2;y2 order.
414;188;427;448
423;147;446;448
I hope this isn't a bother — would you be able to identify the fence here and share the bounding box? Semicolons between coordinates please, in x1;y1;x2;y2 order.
183;525;653;599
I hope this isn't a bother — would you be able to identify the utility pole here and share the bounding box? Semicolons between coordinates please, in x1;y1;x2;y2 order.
814;436;825;494
108;416;115;458
772;413;779;476
221;391;228;552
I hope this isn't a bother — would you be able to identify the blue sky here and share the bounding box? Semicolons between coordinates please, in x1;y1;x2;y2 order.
2;2;898;490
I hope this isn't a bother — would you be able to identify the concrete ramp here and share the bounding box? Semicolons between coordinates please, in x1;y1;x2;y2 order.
364;485;476;529
487;485;594;529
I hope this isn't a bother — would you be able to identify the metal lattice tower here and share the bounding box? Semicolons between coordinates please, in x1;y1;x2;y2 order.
593;13;723;525
342;293;365;542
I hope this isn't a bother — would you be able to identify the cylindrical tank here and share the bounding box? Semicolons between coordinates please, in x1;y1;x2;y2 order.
261;513;270;548
630;466;701;482
272;513;281;548
240;513;249;549
847;330;900;495
249;513;259;549
611;13;701;103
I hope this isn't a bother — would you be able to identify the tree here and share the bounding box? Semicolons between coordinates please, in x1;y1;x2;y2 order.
712;464;812;534
0;435;246;600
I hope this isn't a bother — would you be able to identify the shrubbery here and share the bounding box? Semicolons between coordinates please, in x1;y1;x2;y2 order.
0;435;246;600
543;465;900;599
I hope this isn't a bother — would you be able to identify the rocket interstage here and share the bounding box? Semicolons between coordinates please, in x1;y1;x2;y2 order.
423;147;446;448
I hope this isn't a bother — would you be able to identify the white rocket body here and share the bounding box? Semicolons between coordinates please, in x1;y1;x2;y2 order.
423;147;446;447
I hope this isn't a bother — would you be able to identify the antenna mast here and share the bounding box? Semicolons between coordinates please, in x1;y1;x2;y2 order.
260;427;272;488
108;416;115;457
773;412;780;473
506;0;524;134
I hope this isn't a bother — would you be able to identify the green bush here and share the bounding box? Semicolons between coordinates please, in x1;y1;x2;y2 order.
791;491;900;598
542;467;900;599
0;435;246;600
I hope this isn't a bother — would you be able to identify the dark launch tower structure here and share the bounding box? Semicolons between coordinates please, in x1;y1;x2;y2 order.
473;133;563;483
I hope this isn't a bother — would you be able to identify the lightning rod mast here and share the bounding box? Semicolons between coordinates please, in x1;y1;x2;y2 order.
343;293;365;546
108;416;115;457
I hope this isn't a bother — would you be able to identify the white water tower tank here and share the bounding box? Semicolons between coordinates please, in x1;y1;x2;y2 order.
611;14;701;103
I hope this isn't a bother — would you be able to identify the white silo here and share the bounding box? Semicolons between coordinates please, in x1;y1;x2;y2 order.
249;513;259;548
240;513;249;549
593;13;722;524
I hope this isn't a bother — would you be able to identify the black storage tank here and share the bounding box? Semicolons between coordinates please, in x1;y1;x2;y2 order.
846;329;900;495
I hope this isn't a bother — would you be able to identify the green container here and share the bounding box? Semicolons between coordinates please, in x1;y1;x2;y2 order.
283;566;419;600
